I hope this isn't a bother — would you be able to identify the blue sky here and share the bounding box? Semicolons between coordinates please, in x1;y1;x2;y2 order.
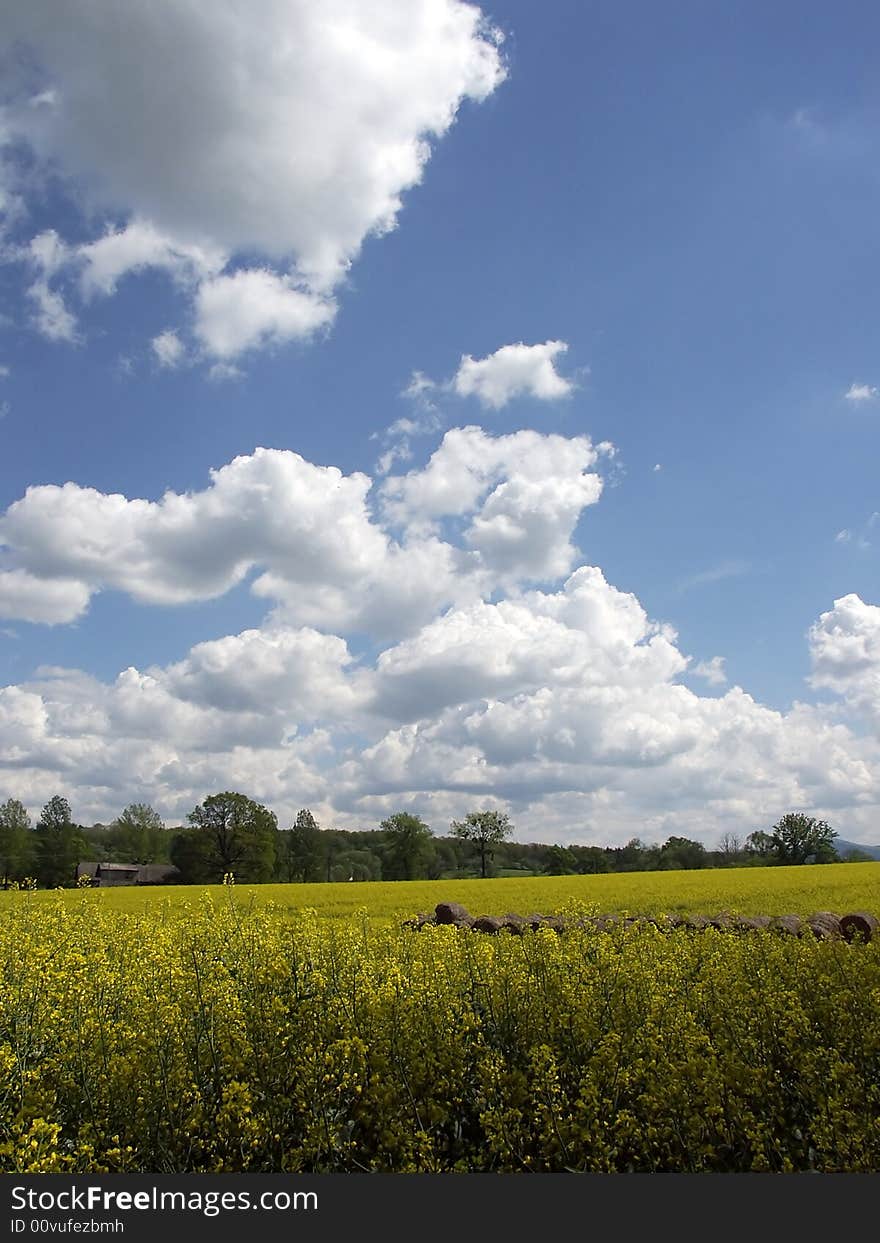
1;0;878;846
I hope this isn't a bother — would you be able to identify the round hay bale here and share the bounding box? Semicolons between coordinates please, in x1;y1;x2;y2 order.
771;914;803;936
840;911;879;943
472;914;504;934
435;901;473;927
734;915;772;932
806;911;842;940
501;913;527;934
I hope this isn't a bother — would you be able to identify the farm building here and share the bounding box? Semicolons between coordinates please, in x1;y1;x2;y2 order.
76;861;181;887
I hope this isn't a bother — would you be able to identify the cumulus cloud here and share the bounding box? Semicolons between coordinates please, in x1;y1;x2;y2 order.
0;429;608;633
452;340;575;408
808;593;880;730
0;0;505;362
2;429;880;845
0;569;91;624
845;382;879;403
193;269;336;359
79;220;225;299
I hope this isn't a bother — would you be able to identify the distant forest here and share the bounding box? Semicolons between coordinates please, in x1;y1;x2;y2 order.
0;792;870;889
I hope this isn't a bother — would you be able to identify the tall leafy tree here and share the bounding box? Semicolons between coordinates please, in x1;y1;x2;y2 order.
111;803;166;863
0;798;33;887
450;810;513;879
283;809;323;883
169;827;214;884
34;795;86;888
658;836;708;871
380;812;434;880
187;791;278;882
767;812;838;865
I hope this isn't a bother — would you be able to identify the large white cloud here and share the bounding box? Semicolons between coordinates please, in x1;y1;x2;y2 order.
0;429;607;631
2;433;880;845
1;0;505;361
808;593;880;730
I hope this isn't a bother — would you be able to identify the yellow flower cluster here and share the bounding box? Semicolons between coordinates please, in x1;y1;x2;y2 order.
0;888;877;1172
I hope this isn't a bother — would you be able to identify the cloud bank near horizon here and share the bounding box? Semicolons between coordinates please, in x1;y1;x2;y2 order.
1;428;878;847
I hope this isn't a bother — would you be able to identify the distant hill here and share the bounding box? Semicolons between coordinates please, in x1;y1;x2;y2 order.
836;838;880;861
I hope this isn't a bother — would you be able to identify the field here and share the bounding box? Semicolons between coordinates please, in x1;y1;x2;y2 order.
1;864;878;1174
2;860;878;922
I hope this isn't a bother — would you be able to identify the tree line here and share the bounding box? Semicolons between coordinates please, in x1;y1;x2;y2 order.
0;792;851;889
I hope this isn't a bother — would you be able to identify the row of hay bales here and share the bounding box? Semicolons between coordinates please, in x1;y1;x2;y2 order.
403;902;879;942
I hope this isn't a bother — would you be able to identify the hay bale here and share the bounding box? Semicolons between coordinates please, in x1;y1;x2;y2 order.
734;915;772;932
472;914;504;934
707;912;735;931
806;911;842;941
435;901;474;927
840;911;879;943
501;913;527;934
771;914;803;936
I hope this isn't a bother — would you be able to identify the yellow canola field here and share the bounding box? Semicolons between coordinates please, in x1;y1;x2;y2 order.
2;860;877;922
1;879;878;1174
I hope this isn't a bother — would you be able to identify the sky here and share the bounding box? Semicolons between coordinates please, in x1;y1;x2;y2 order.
0;0;879;848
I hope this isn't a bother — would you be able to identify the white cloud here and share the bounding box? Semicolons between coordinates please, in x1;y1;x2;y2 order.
0;569;91;624
452;340;574;408
3;431;880;844
151;329;185;369
193;269;336;359
0;365;10;378
845;382;878;403
808;593;880;730
1;0;505;361
26;280;78;343
79;219;225;298
692;656;728;686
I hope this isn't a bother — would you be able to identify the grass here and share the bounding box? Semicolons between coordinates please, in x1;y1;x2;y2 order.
3;860;877;923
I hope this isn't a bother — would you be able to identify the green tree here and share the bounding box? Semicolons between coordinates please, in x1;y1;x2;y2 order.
450;809;513;879
570;845;610;874
745;829;775;861
34;795;86;888
333;848;383;882
658;836;708;871
380;812;434;880
543;843;578;875
169;828;214;884
767;812;838;865
111;803;166;863
283;809;323;883
187;792;278;882
0;798;33;887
